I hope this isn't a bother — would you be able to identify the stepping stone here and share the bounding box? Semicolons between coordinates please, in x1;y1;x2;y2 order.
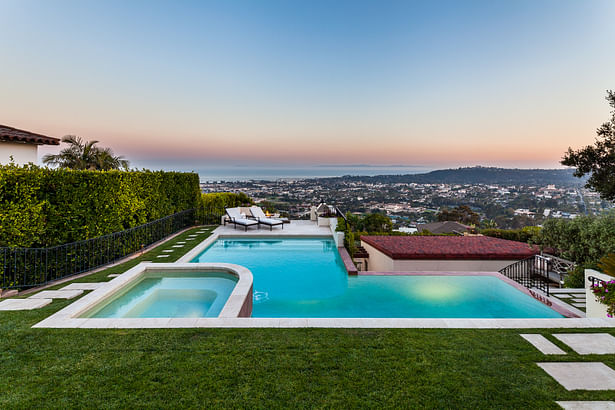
520;334;566;355
185;238;195;241
554;294;572;299
108;274;121;278
162;249;174;253
554;334;615;355
557;401;615;410
0;298;52;310
28;290;83;299
572;298;586;303
572;303;586;308
537;362;615;390
172;245;184;248
156;254;170;258
551;288;584;294
176;241;186;244
188;235;197;237
62;283;104;291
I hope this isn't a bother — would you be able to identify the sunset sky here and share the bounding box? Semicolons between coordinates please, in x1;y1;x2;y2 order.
1;0;614;170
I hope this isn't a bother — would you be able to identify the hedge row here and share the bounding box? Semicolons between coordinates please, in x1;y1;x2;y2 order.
197;192;253;224
540;212;615;265
0;164;200;247
480;226;542;244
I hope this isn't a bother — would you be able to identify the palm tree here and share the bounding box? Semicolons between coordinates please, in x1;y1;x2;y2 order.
43;135;129;170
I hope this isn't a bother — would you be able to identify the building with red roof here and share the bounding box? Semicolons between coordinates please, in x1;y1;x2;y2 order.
0;124;60;166
360;235;539;272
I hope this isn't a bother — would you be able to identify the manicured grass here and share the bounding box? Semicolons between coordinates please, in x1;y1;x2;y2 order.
1;228;614;407
40;225;216;289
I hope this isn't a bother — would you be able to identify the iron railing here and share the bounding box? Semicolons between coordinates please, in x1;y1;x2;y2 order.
1;208;196;290
499;255;551;296
541;253;576;284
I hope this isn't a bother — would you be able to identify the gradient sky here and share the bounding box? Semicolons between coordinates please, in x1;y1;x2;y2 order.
1;0;614;169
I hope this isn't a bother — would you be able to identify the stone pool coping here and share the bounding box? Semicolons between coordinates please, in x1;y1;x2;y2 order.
33;263;253;328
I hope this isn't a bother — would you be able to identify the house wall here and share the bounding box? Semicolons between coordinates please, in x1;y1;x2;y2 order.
361;240;517;272
585;268;610;318
391;259;519;272
0;141;38;165
361;242;395;271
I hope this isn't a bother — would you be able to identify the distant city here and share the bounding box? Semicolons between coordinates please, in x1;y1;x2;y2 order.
200;167;613;230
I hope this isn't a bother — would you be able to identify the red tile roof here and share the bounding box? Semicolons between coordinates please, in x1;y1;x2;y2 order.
0;124;60;145
360;235;539;260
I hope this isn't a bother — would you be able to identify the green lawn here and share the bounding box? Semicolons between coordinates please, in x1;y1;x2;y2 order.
1;227;614;408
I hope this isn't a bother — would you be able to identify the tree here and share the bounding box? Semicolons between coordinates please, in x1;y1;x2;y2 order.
562;90;615;200
357;213;393;233
43;135;129;170
437;205;480;226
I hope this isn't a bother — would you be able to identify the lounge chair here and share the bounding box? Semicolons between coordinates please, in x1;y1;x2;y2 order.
225;207;259;231
250;206;284;231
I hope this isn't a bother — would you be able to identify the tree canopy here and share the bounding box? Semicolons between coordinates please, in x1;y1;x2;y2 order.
42;135;129;171
437;205;480;226
562;90;615;200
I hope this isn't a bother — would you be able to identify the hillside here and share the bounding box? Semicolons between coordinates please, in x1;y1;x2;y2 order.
327;166;584;186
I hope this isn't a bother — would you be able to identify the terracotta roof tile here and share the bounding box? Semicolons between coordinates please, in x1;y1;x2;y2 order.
0;124;60;145
360;235;539;260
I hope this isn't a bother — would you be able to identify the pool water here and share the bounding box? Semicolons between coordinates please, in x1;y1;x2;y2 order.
85;271;237;318
191;238;563;318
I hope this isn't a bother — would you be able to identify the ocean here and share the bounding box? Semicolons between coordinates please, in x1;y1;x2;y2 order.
196;165;429;182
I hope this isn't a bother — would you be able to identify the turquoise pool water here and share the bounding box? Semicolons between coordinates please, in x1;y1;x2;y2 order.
191;238;563;318
85;271;237;318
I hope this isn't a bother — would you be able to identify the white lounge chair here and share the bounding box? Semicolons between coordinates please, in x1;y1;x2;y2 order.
225;207;258;231
250;206;284;231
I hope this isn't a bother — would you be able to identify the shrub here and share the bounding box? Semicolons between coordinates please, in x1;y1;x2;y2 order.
197;192;253;224
598;253;615;276
564;265;586;289
480;226;542;244
541;212;615;265
591;279;615;317
0;164;199;247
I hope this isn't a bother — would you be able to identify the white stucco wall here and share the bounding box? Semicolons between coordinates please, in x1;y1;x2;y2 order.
361;240;517;272
585;268;612;318
361;242;395;271
390;259;518;272
0;141;38;165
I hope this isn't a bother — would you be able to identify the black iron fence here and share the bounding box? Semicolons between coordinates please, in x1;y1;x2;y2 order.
499;255;551;296
1;208;196;290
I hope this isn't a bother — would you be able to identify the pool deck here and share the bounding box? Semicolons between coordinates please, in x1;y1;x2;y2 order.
213;219;332;237
178;220;335;263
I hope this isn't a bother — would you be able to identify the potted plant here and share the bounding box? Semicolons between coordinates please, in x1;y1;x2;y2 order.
317;207;337;227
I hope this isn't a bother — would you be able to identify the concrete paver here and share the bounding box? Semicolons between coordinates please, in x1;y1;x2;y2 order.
0;298;52;310
520;334;566;354
538;362;615;390
554;333;615;355
28;290;83;299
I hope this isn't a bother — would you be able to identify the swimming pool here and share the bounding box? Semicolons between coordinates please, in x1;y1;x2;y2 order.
83;271;238;318
191;237;563;318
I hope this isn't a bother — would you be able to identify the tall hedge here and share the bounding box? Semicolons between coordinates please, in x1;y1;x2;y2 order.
540;212;615;265
197;192;253;224
480;226;542;244
0;164;199;247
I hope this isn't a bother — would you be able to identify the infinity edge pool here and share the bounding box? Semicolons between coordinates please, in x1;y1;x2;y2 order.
33;232;610;328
